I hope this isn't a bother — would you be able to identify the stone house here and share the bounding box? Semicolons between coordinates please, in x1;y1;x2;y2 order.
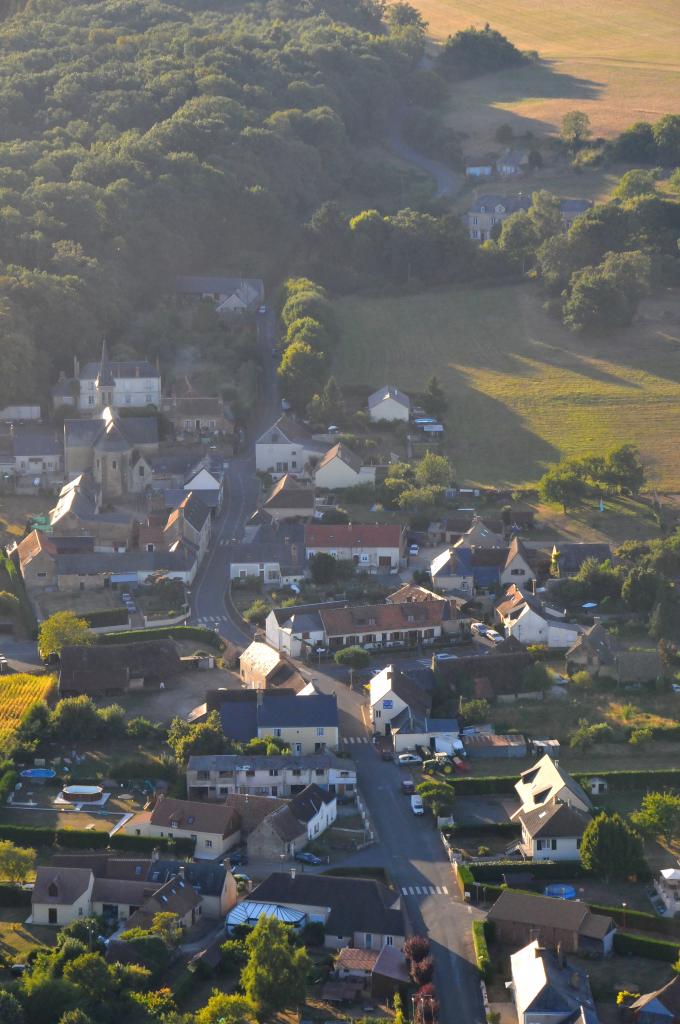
52;342;161;414
124;796;241;859
175;275;264;316
261;473;315;521
304;523;405;571
162;396;234;441
255;415;328;478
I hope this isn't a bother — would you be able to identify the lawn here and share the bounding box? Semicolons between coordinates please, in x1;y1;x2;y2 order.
0;908;56;966
406;0;680;146
35;589;127;618
332;284;680;488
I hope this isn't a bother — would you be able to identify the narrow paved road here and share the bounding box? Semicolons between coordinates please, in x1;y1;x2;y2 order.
189;308;280;644
347;741;486;1024
387;106;463;199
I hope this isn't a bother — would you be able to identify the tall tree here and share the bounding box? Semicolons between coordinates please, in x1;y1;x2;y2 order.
37;612;93;661
422;375;447;418
196;993;257;1024
0;840;36;884
631;792;680;843
561;111;591;150
241;917;309;1019
579;812;644;881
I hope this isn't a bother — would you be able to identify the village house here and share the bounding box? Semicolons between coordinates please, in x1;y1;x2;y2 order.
550;542;613;577
465;156;495;178
238;640;308;691
255;415;328;478
496;584;582;648
428;507;536;546
14;530;93;590
182;464;224;515
228;872;405;950
163;491;211;564
487;890;615;957
11;424;64;486
369;664;462;754
52;343;161;415
313;443;376;489
304;523;405;571
31;855;237;927
386;582;471;631
466;194;592;242
516;801;592;860
653;869;680;918
367;385;411;422
565;622;663;684
319;600;445;651
123;796;241;859
57;639;182;697
175;275;264;316
260;473;315;521
510;940;599;1024
496;148;530;176
630;976;680;1024
228;522;305;585
186;751;357;801
334;945;409;1001
225;784;337;860
265;601;344;656
512;755;594;819
162;395;234;442
49;475;133;550
205;689;340;755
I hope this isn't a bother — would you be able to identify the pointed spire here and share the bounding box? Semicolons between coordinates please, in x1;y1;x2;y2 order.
96;339;115;387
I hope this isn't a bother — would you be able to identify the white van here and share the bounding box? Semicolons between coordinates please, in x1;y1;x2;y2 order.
410;795;424;816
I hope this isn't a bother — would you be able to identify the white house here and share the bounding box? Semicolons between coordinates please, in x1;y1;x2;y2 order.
367;385;410;423
52;342;161;413
255;415;329;478
465;159;494;178
175;275;264;316
496;585;582;648
265;604;329;656
187;752;356;801
501;537;536;586
228;539;305;585
512;756;593;820
369;665;432;735
314;443;376;489
304;523;405;571
124;796;240;859
517;802;591;861
496;149;529;176
511;940;599;1024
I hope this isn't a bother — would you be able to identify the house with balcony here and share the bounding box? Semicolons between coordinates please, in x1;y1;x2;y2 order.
319;601;445;651
186;752;356;801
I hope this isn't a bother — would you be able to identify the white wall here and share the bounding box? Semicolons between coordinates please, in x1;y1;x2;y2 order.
314;459;360;489
369;398;409;422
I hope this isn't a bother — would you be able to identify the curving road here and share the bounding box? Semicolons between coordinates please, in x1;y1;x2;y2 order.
387;105;464;199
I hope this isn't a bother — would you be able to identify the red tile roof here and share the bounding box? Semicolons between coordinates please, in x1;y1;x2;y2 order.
304;523;404;549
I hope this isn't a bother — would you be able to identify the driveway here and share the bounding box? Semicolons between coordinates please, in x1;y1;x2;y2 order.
346;742;486;1024
387;106;463;199
454;796;519;827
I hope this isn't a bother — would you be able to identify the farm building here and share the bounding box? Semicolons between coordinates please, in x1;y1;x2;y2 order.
58;639;182;696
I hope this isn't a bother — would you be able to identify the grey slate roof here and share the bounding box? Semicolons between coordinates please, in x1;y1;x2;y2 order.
188;752;353;773
79;360;158;380
519;802;591;839
147;859;227;897
258;693;338;728
368;385;410;410
55;548;194;575
249;872;404;939
13;425;63;458
256;415;316;446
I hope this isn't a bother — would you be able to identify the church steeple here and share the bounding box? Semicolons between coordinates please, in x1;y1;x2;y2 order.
95;339;115;388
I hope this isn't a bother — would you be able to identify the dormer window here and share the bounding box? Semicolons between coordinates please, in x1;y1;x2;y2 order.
48;882;58;898
480;206;486;212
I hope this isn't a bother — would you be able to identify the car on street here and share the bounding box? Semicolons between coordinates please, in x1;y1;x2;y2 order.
281;398;291;411
258;304;267;314
398;753;422;765
435;651;457;661
410;795;425;815
409;543;419;556
295;851;324;866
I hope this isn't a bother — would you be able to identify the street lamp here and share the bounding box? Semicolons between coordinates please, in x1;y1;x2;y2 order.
622;901;627;929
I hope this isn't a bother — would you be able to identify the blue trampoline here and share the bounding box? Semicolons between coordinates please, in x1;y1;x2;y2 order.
544;884;577;900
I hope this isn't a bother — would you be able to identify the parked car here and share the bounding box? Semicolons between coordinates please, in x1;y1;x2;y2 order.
295;851;324;866
385;640;406;649
401;775;415;794
471;621;488;636
409;543;419;556
258;305;267;314
363;641;382;651
398;753;422;766
410;795;425;816
381;748;394;762
435;651;458;661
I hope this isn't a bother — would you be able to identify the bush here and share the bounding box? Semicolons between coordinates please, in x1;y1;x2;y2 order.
83;609;129;628
404;935;431;964
470;860;586;882
56;829;110;850
110;833;194;855
0;824;57;847
97;626;222;649
472;920;492;980
613;932;680;961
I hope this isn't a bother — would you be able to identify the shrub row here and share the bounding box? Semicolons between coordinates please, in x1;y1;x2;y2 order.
97;625;222;649
0;823;194;855
472;920;492;980
1;554;38;636
613;932;680;962
445;774;517;796
590;903;680;939
84;608;129;628
444;822;520;838
0;769;18;803
469;860;587;882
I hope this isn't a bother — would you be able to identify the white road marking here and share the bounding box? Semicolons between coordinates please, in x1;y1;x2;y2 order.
435;886;442;894
442;886;449;895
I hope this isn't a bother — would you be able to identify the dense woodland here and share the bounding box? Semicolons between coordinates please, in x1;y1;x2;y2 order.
0;0;426;405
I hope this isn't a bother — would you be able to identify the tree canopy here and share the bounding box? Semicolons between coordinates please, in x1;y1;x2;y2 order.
37;612;93;660
579;812;644;881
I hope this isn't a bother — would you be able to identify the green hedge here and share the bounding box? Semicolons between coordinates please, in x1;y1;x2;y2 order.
455;863;474;897
472;920;492;980
444;822;520;838
470;860;586;882
590;903;680;938
453;767;680;798
84;608;129;628
97;625;222;649
613;932;680;961
0;884;31;907
447;774;517;796
0;823;193;855
1;553;37;636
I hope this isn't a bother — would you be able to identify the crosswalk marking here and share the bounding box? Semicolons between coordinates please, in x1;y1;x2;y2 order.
345;736;368;744
401;885;451;897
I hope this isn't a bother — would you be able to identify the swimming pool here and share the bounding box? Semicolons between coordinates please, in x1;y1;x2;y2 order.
544;884;577;900
20;769;56;780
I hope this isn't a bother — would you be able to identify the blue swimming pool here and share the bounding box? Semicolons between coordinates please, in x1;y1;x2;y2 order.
544;884;577;900
20;769;56;779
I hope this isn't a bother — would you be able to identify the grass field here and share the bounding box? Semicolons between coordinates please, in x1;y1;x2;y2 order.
0;674;55;747
405;0;680;148
333;284;680;488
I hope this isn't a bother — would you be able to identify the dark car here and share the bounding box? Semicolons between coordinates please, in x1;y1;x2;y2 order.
229;849;248;867
10;964;26;976
295;852;324;866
